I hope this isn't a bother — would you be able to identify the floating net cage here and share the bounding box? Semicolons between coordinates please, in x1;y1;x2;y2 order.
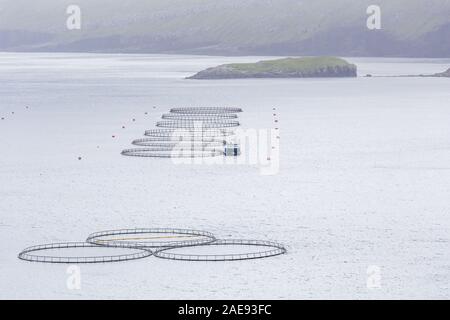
18;242;152;264
132;139;226;148
156;120;240;129
153;239;287;262
144;129;235;139
170;107;243;114
162;113;238;120
86;228;216;248
19;228;287;264
121;147;224;158
121;107;241;158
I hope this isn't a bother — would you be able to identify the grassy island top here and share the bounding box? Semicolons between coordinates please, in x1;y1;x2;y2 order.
224;57;354;72
188;56;357;79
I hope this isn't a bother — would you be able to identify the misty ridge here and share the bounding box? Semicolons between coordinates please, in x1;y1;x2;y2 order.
0;0;449;57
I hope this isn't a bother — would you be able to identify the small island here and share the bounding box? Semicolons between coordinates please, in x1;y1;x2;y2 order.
187;57;357;79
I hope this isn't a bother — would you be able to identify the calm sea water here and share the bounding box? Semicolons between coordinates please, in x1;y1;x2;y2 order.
0;53;449;299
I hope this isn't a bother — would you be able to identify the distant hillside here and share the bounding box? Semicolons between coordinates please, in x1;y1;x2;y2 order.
0;0;449;57
188;57;357;79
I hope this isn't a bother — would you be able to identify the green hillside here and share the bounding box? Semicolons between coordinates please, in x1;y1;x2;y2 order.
0;0;449;57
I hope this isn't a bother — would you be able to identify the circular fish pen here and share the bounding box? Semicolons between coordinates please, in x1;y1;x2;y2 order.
170;107;243;114
18;242;152;264
86;228;216;249
132;139;226;148
19;228;287;264
121;147;224;158
122;107;241;159
156;120;240;129
162;113;238;120
144;128;235;139
153;239;287;262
